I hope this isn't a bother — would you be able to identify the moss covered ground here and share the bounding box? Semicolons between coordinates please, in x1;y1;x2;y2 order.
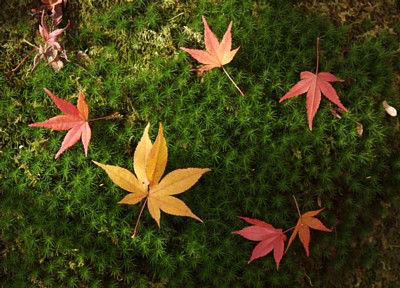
1;0;399;287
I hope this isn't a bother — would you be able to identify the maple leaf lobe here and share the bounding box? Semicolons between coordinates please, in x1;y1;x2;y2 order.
146;167;210;227
133;123;152;186
77;91;89;120
92;161;146;196
146;123;168;186
44;88;79;117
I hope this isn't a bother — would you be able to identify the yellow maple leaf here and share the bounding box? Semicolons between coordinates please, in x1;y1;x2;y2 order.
93;123;210;237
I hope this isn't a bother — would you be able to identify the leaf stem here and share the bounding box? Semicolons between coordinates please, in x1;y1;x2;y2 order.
315;37;320;75
11;47;37;72
292;195;301;217
132;196;149;238
283;226;295;234
89;112;119;122
221;66;245;96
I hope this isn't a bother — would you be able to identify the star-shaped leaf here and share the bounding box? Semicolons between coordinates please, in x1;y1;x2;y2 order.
180;15;244;96
285;196;332;256
93;123;210;237
279;38;347;130
180;15;239;72
233;217;287;270
29;88;118;158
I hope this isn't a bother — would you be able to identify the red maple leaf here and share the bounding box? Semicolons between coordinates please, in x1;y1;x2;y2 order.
279;38;347;130
232;217;286;270
29;88;118;159
285;196;332;256
180;15;244;96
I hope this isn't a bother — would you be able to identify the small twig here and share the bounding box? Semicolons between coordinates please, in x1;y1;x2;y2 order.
11;47;36;72
169;12;184;22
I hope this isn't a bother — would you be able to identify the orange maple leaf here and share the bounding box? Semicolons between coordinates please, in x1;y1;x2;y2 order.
93;123;210;237
285;196;332;256
180;15;244;96
279;38;347;130
29;88;117;158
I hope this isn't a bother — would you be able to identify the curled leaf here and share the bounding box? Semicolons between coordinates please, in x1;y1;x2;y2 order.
383;100;397;117
356;123;363;137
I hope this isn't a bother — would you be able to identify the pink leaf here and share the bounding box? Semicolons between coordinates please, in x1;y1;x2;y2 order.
29;88;116;158
233;217;287;270
279;38;347;130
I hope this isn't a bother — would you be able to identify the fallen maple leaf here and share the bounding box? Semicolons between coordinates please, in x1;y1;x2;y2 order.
180;15;244;96
12;11;70;73
29;88;118;158
285;195;332;256
233;217;287;270
39;10;70;52
279;38;347;130
93;123;210;237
